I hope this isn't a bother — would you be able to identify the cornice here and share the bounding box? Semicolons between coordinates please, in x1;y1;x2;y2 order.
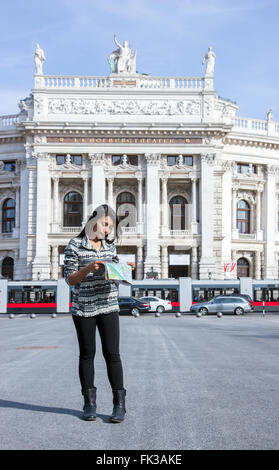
0;135;23;144
224;136;279;150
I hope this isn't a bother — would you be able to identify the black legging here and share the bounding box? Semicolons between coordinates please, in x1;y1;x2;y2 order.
72;311;124;391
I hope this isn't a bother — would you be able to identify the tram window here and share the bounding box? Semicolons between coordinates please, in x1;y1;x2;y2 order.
132;289;145;298
214;289;222;297
193;287;239;302
8;290;22;303
138;289;146;297
132;288;140;298
224;288;239;295
131;288;178;301
271;289;279;301
8;287;56;304
163;290;169;300
169;289;178;302
254;289;263;302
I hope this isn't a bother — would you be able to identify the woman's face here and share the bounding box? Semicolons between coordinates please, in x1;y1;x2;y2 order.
86;215;114;240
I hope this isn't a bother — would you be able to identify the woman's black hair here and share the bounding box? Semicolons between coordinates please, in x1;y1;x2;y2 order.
77;204;120;243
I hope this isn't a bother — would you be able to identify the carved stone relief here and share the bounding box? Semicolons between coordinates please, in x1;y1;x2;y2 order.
48;99;202;116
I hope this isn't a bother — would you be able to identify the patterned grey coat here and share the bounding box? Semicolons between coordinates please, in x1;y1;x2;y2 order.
64;236;120;317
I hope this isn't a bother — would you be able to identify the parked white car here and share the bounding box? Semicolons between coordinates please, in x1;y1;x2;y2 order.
138;296;172;313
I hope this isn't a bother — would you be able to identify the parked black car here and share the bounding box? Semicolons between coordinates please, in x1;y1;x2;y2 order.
118;296;150;315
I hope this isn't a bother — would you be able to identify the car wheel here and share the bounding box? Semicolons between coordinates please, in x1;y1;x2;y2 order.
199;307;208;315
156;306;165;313
234;307;244;315
131;307;140;316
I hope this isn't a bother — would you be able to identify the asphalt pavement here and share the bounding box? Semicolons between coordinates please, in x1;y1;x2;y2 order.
1;311;279;450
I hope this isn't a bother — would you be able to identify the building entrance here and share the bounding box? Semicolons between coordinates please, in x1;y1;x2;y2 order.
168;265;189;278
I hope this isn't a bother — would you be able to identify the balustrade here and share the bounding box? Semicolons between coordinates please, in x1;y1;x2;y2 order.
0;114;20;127
37;74;205;90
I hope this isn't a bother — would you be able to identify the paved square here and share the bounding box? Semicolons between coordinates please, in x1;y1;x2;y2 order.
1;313;279;450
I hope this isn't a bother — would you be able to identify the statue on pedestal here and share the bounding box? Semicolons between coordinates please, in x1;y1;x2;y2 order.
108;34;137;74
202;47;216;77
267;109;274;121
34;43;45;75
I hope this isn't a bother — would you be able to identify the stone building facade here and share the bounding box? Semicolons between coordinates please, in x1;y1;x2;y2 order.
0;43;279;281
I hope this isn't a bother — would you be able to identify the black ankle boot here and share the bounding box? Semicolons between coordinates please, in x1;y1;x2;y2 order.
110;389;126;423
82;387;97;421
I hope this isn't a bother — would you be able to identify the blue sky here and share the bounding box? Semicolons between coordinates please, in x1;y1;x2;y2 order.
0;0;278;119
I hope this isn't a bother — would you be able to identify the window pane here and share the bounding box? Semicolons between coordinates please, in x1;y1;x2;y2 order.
4;161;16;172
57;156;65;165
184;156;193;166
6;209;15;217
73;155;82;165
238;211;248;219
128;155;138;166
112;156;121;165
238;200;248;209
167;156;176;166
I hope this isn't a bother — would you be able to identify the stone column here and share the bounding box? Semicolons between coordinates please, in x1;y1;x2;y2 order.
89;153;106;211
230;250;238;279
107;176;114;207
136;245;143;280
32;152;51;280
15;151;30;279
264;165;277;278
256;186;263;241
137;175;144;234
191;177;198;234
82;175;88;225
191;245;198;279
199;153;216;279
51;245;59;280
255;250;261;280
221;161;233;278
13;185;20;238
51;175;59;231
161;245;168;279
161;175;169;236
144;153;161;278
232;185;238;239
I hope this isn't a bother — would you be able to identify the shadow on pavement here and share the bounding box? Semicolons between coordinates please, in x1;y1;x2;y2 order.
0;398;112;422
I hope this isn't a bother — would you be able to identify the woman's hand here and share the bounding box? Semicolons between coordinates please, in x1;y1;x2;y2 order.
88;261;105;273
126;262;136;271
67;261;105;285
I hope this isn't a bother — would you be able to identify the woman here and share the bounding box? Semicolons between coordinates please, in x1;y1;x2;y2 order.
64;204;135;423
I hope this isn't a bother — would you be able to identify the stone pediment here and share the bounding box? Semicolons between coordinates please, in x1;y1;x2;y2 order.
55;154;82;171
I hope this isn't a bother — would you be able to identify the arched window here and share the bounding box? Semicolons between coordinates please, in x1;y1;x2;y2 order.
116;192;136;227
2;257;14;280
237;200;250;233
2;198;15;233
237;257;249;278
169;196;188;230
63;192;83;227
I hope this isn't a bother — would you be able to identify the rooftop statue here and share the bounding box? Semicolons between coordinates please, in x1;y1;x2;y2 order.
34;43;45;75
202;46;216;77
108;34;137;74
267;109;274;121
